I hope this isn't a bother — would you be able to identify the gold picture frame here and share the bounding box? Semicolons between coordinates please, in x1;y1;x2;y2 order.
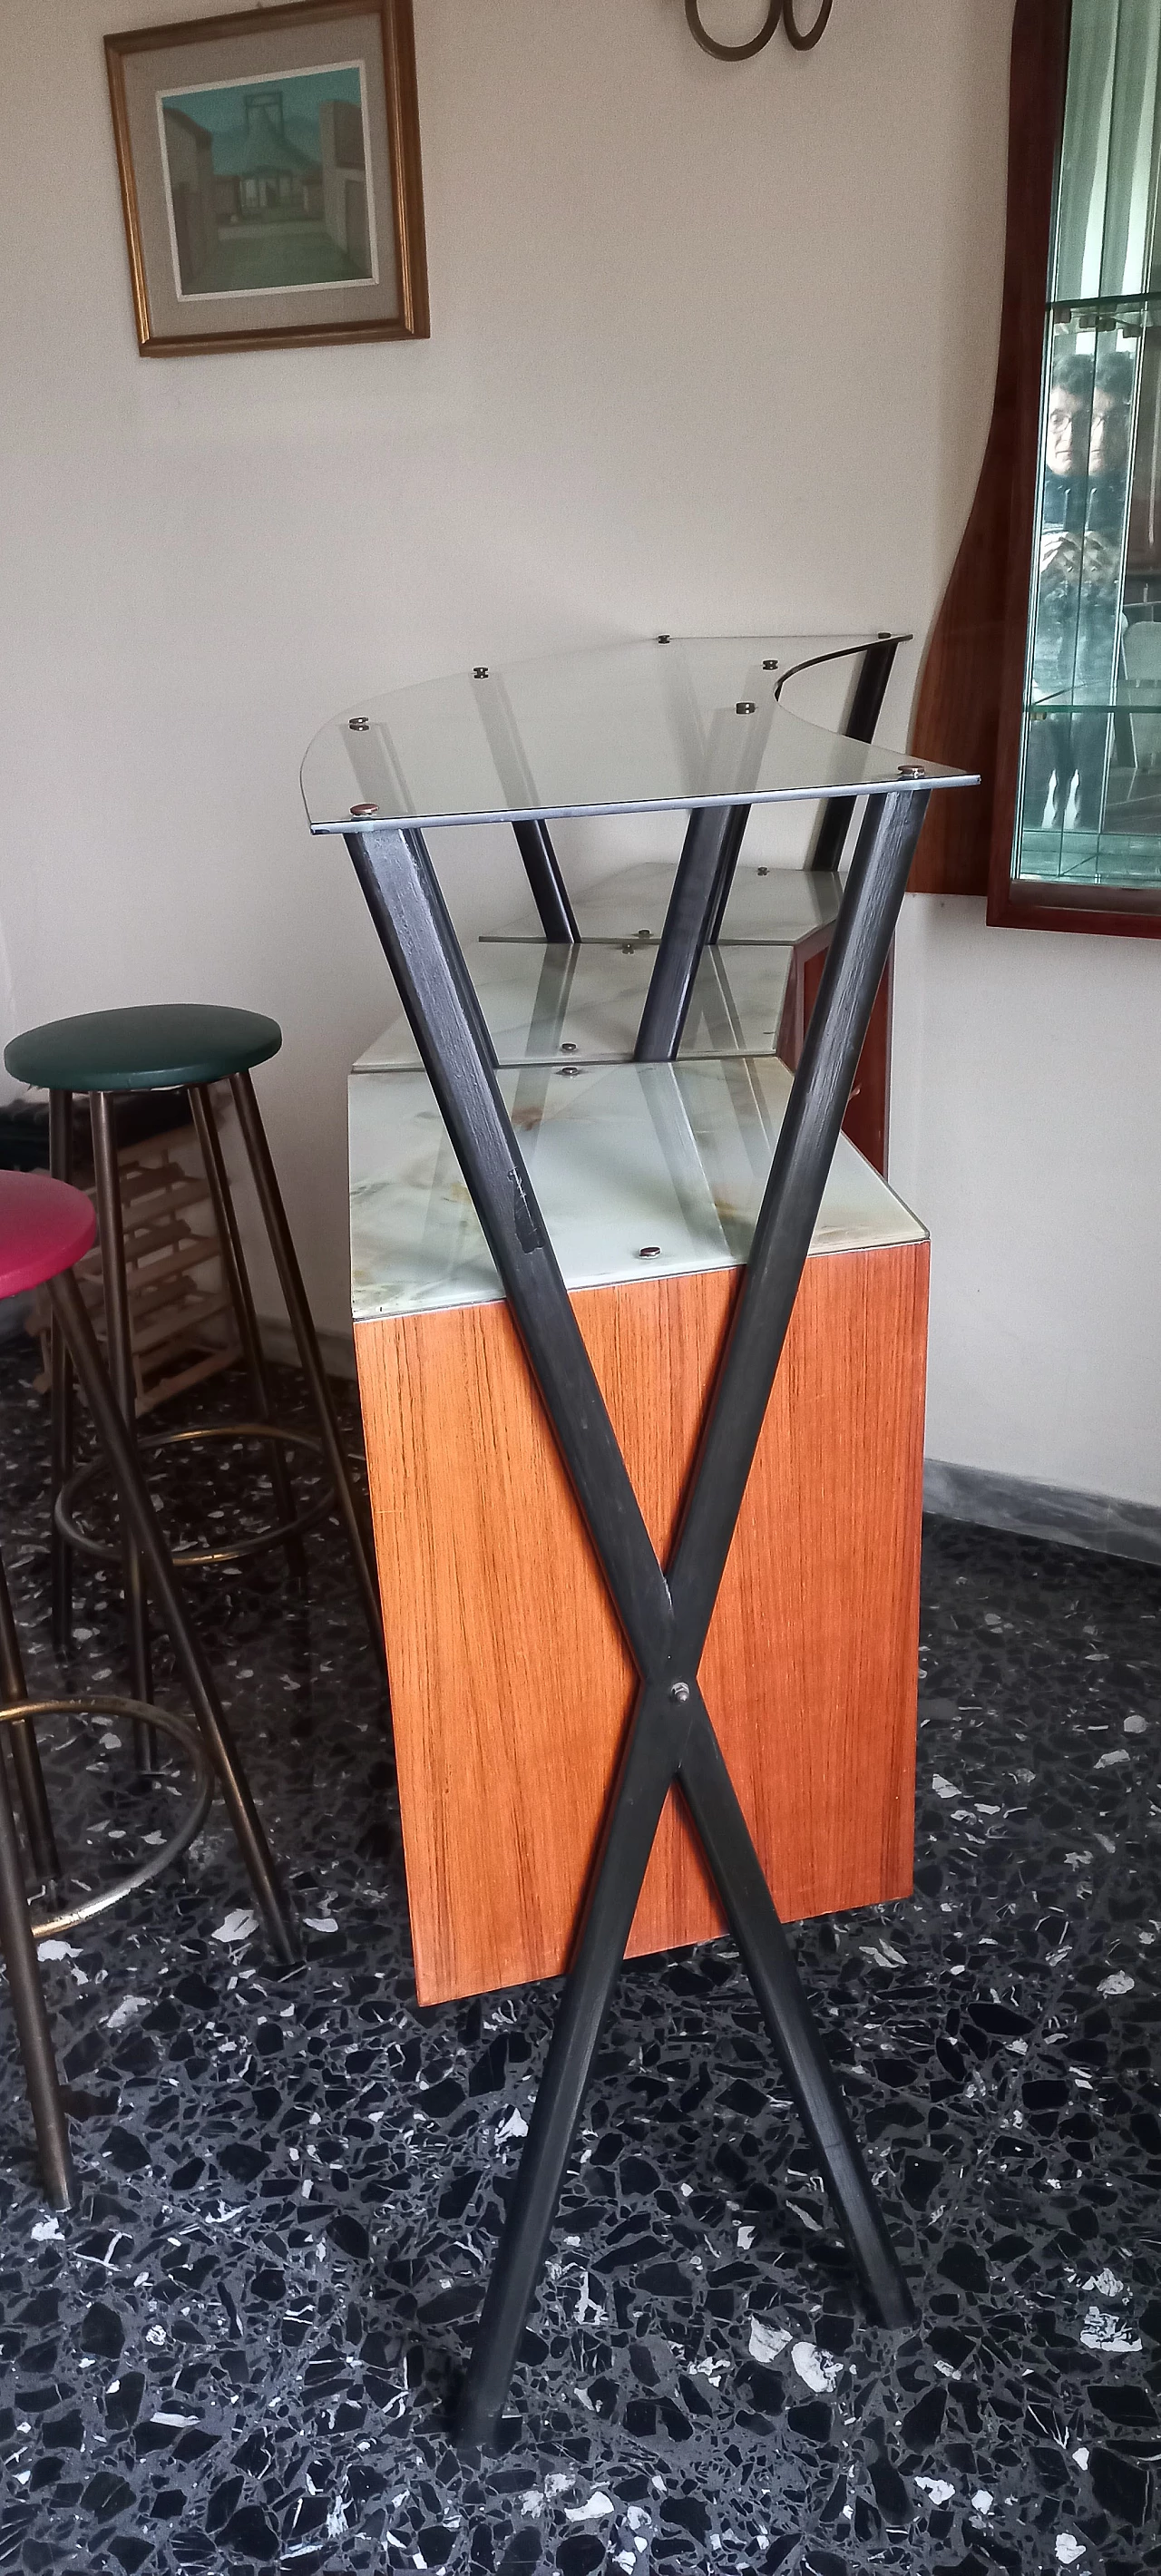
105;0;428;355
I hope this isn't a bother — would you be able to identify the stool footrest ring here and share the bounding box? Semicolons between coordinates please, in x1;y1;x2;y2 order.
0;1693;214;1937
54;1420;338;1568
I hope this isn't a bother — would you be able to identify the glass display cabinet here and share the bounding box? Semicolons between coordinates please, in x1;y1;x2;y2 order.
303;641;973;2444
990;0;1161;932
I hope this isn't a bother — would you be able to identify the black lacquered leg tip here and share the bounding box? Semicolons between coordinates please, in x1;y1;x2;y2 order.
450;2383;501;2456
450;2418;493;2458
873;2273;919;2331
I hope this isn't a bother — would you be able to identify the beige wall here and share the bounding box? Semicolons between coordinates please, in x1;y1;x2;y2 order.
5;0;1154;1503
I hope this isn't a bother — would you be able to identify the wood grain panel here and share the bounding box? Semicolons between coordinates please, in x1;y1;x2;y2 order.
908;0;1069;896
356;1239;929;2005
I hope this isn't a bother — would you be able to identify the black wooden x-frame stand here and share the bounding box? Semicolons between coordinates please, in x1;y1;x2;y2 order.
344;769;930;2448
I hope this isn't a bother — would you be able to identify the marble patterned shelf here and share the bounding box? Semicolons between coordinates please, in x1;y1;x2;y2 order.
353;941;794;1072
479;856;842;945
349;1053;925;1322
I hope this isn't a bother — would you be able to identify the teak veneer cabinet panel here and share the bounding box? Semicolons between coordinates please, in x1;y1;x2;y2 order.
356;1237;929;2005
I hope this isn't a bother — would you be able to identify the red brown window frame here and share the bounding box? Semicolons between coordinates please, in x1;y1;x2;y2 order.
910;0;1161;940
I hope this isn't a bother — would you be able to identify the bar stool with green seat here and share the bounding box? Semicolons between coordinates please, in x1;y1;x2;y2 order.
4;1005;384;1712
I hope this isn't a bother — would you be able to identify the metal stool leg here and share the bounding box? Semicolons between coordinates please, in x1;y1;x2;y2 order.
49;1269;301;1968
187;1085;307;1583
0;1556;59;1886
229;1071;385;1661
48;1091;75;1656
89;1095;156;1773
0;1740;76;2209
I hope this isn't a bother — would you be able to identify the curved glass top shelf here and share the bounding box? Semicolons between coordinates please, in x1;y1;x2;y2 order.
302;634;971;832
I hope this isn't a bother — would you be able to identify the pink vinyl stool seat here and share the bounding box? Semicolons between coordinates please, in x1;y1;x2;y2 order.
0;1172;96;1301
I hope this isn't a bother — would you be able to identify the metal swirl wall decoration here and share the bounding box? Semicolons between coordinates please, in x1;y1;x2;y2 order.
684;0;834;58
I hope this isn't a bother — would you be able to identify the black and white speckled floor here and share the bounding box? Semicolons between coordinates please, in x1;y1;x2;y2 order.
1;1339;1160;2576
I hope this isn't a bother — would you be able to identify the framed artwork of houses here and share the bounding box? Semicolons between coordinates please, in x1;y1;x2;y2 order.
105;0;428;355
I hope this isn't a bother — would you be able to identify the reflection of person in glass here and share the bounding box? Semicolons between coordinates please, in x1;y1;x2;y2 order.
1041;354;1089;532
1087;353;1133;532
1024;351;1133;836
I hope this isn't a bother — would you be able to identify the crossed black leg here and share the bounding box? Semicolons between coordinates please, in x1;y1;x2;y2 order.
808;637;900;875
456;1680;688;2442
512;819;580;942
637;638;904;1058
455;1676;912;2446
675;1706;908;2325
345;777;930;2446
635;803;741;1062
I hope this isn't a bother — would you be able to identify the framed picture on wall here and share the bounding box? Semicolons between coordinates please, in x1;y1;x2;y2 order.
105;0;428;356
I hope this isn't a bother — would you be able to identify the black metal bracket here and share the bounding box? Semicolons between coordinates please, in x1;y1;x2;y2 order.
808;635;900;873
685;0;834;62
639;634;905;1057
512;819;580;942
635;803;742;1061
344;769;929;2445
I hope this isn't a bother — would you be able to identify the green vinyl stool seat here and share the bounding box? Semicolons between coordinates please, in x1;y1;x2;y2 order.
3;1001;384;1705
5;1003;282;1096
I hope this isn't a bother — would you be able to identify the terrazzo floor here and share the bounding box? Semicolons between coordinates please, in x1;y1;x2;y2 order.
0;1340;1159;2576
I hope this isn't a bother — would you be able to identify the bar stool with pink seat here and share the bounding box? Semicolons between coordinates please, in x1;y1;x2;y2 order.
0;1169;299;2205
